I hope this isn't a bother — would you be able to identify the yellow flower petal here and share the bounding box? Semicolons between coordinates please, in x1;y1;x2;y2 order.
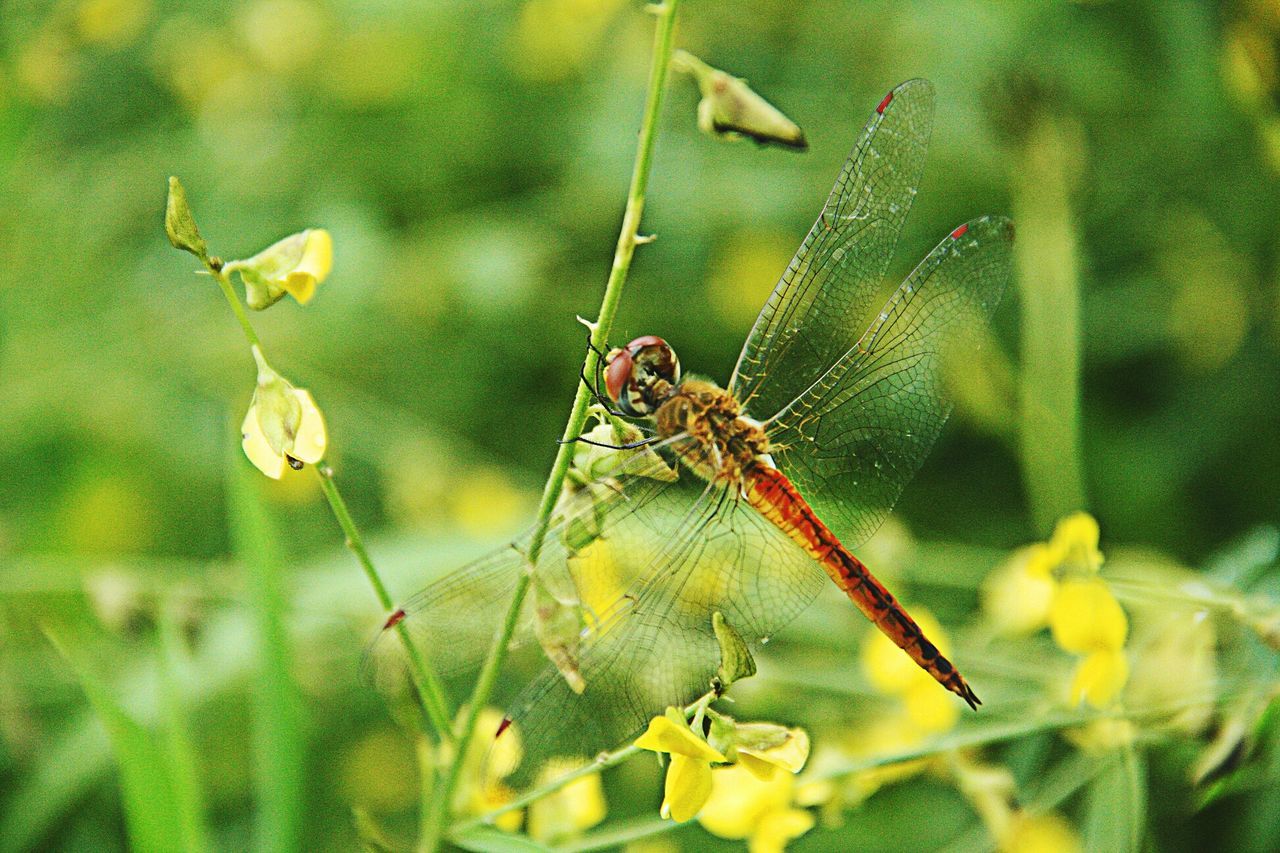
1050;579;1128;653
634;716;725;762
698;763;793;839
738;752;780;781
297;227;333;279
1048;512;1103;574
737;728;810;776
750;807;816;853
982;546;1057;635
528;759;607;842
1068;648;1129;709
661;754;713;822
241;401;287;479
1023;542;1057;579
281;271;317;304
289;389;327;464
902;679;960;734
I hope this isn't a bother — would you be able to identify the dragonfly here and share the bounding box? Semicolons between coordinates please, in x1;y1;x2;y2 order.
370;78;1014;774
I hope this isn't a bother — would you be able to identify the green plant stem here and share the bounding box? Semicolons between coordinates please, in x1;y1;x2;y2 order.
209;265;263;350
315;465;455;746
419;2;681;849
455;743;642;836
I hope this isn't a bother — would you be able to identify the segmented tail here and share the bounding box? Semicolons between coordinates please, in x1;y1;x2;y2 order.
745;465;980;709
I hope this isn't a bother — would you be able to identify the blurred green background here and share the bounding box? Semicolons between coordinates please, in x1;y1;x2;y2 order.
3;0;1280;850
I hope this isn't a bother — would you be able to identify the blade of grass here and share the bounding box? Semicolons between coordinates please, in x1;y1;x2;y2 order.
46;630;188;853
1082;743;1146;853
450;826;556;853
1011;108;1087;532
227;453;306;852
559;815;677;853
157;608;211;853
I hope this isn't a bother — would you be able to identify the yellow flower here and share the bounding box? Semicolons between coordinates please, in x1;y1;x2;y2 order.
735;727;810;781
634;713;725;822
1068;648;1129;709
698;763;814;853
982;544;1058;635
241;347;327;479
225;228;333;309
1049;578;1128;654
1001;810;1082;853
527;759;607;843
1046;512;1104;574
451;708;524;832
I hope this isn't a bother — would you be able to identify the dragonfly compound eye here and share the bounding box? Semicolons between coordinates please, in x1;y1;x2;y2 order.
604;335;681;417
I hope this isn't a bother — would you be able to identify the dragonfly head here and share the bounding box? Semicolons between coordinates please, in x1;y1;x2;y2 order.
604;335;681;417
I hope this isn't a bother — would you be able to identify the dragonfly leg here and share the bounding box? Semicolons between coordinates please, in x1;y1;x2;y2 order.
578;364;631;418
558;435;661;450
577;331;635;419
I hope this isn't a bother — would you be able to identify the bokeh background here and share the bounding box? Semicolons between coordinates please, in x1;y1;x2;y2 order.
3;0;1280;850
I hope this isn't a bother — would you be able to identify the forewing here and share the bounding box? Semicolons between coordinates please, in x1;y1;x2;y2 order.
499;480;828;780
766;216;1015;548
729;79;935;420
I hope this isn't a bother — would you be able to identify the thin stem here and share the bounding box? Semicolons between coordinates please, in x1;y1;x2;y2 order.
316;465;455;746
208;265;263;350
419;2;681;849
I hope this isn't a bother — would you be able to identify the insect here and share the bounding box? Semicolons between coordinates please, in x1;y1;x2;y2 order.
369;79;1013;774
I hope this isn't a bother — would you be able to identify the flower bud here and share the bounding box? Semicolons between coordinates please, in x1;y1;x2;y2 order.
225;228;333;309
672;50;806;150
165;176;208;260
712;610;756;688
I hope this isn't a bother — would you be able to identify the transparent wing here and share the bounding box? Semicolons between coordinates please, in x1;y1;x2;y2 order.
765;216;1015;549
500;476;828;779
363;445;684;696
729;79;935;420
366;437;829;780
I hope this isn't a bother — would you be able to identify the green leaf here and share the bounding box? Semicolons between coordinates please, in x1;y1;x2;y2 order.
227;451;306;852
47;630;188;853
449;825;556;853
1082;745;1146;853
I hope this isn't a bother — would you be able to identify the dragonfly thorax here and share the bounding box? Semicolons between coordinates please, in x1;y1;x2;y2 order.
604;335;682;417
654;378;771;485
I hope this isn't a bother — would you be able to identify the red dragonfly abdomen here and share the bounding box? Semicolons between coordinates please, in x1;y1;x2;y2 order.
744;464;980;709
